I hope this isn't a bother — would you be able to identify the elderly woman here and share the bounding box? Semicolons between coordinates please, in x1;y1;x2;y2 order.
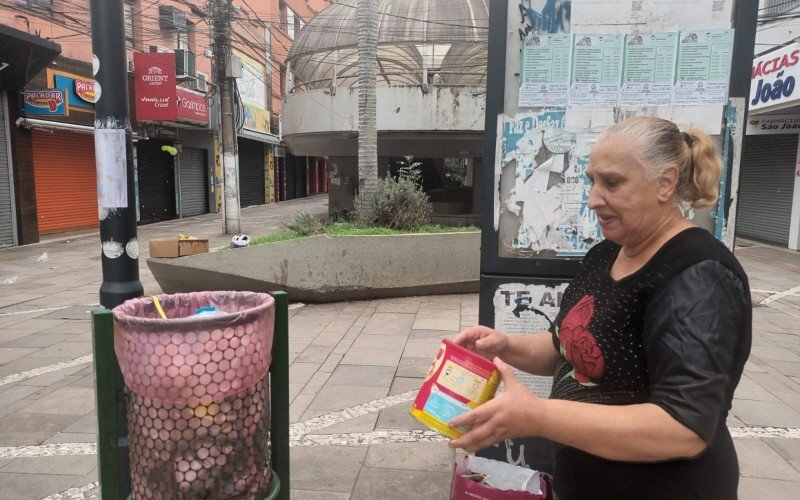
451;116;751;499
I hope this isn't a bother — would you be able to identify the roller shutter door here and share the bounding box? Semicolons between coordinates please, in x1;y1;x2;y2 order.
179;147;208;217
0;91;14;247
32;130;98;234
137;140;176;223
737;134;796;246
238;138;265;207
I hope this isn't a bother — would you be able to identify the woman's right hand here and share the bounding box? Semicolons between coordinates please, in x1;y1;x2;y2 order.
451;325;509;359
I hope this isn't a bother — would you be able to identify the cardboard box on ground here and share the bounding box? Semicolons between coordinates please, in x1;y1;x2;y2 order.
149;237;209;258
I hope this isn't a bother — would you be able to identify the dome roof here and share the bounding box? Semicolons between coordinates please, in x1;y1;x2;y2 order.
288;0;489;89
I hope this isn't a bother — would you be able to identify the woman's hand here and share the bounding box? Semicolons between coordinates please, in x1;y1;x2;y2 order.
448;358;544;453
451;326;509;360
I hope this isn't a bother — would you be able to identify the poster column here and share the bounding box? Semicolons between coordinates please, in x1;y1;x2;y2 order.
479;0;757;474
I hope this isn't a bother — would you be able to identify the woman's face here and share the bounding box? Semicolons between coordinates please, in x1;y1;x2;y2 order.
586;136;675;247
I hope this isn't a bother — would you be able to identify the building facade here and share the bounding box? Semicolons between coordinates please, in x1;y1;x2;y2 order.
740;0;800;250
0;0;328;246
282;0;488;224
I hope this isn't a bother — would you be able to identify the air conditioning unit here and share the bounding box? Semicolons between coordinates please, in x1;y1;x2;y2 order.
16;0;52;11
148;45;170;53
192;73;207;92
159;6;187;31
175;49;196;80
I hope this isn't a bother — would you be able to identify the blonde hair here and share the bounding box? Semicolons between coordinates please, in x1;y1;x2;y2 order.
600;116;722;208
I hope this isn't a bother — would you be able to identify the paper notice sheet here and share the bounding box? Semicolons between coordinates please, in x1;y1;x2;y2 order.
673;29;733;105
519;33;571;108
620;32;679;107
569;34;624;107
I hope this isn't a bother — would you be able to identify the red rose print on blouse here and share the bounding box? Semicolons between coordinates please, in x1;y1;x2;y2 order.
557;295;605;386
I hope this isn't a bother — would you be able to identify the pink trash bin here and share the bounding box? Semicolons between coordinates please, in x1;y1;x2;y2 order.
112;291;275;499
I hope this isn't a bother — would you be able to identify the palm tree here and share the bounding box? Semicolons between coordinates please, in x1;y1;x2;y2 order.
357;0;379;218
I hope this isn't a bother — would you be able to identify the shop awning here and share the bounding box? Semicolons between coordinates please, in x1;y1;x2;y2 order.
238;128;281;145
17;117;146;140
0;24;61;90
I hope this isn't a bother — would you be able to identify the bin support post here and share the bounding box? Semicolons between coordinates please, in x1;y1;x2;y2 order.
93;309;123;500
270;291;290;500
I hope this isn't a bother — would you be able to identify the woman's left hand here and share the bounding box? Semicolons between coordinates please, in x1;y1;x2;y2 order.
449;358;544;453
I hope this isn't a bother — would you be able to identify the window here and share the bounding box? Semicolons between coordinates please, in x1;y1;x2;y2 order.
295;15;302;37
186;22;197;53
265;29;273;113
279;65;286;94
124;0;135;47
287;9;296;39
176;30;189;50
280;2;288;32
763;0;800;16
17;0;52;13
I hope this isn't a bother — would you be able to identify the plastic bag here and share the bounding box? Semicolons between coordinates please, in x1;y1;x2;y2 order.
450;456;552;500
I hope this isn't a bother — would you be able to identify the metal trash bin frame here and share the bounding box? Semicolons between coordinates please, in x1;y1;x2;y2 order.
93;291;290;500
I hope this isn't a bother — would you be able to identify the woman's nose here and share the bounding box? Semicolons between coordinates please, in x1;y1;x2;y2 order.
587;186;603;210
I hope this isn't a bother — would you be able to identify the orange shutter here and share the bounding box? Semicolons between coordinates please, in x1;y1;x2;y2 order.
32;130;99;234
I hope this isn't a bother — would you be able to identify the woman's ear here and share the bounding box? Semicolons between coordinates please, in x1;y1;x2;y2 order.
657;164;680;202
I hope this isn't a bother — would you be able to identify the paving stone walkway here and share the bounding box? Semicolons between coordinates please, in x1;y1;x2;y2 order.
1;196;799;499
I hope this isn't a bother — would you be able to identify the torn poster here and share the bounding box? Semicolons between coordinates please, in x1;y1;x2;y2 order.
649;0;732;24
94;128;128;208
493;281;569;397
497;111;602;257
570;0;646;26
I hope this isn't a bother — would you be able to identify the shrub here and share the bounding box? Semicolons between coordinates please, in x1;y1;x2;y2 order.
396;155;423;186
365;176;433;230
283;210;326;236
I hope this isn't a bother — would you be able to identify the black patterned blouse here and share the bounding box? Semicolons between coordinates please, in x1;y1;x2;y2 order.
548;228;751;500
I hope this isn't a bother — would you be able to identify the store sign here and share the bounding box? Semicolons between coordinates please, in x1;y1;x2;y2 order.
746;114;800;135
751;43;800;113
140;123;178;140
243;103;270;134
23;89;67;116
52;73;95;110
176;87;209;125
134;52;177;121
74;79;99;104
236;53;266;108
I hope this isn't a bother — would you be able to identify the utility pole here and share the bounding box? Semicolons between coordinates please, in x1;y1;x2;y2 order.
357;0;379;217
211;0;241;234
90;0;143;497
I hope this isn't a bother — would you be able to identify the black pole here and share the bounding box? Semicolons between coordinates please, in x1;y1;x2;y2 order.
91;0;142;307
729;0;759;101
726;0;759;241
90;0;142;497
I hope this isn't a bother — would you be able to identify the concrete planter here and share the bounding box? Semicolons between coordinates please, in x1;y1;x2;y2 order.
147;232;480;302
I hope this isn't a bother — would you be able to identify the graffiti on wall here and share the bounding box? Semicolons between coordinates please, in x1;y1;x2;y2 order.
518;0;571;38
213;138;223;212
266;148;275;204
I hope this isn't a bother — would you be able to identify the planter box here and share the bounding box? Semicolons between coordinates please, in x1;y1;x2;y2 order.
147;232;480;302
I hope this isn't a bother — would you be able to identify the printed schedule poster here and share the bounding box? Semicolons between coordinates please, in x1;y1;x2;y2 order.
620;32;679;106
673;29;733;105
519;33;572;108
569;34;624;107
493;282;568;397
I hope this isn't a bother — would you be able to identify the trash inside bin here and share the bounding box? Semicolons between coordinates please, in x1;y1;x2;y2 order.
113;291;275;499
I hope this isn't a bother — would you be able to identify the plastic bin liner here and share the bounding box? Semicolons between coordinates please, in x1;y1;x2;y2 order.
113;291;275;499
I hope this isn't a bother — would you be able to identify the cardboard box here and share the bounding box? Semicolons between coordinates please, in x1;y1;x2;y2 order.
149;238;209;258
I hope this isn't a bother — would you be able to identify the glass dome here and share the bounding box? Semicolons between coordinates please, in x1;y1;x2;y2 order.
287;0;489;90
